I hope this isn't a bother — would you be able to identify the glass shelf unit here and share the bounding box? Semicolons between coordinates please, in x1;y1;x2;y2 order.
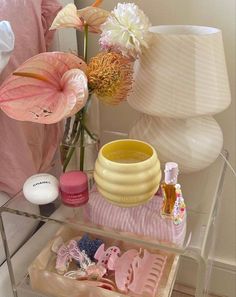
0;150;228;297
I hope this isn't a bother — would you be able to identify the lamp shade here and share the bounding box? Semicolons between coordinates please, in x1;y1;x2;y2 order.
128;25;231;118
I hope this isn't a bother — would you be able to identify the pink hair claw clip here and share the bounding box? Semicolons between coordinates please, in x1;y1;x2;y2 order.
94;244;121;271
128;249;167;297
114;249;139;293
114;249;167;297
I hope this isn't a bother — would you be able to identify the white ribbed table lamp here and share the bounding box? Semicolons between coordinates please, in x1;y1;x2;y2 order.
128;25;231;172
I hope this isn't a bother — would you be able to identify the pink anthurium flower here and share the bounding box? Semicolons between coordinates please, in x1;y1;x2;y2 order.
50;3;84;31
50;1;109;34
0;52;88;124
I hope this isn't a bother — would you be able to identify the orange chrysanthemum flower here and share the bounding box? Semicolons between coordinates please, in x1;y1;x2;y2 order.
87;52;133;105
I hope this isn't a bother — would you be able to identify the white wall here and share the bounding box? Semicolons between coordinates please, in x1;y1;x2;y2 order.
57;0;78;52
75;0;236;294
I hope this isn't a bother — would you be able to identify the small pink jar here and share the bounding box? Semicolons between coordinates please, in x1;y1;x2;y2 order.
59;171;89;207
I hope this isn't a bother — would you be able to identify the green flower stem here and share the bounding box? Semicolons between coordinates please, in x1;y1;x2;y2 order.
84;24;89;63
82;124;97;141
79;111;85;171
62;117;71;143
61;117;72;163
62;96;93;171
70;113;81;142
62;120;82;172
79;24;88;171
62;24;90;172
61;113;80;164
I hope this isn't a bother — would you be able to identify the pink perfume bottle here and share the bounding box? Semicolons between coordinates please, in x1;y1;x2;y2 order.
59;171;89;207
161;162;186;224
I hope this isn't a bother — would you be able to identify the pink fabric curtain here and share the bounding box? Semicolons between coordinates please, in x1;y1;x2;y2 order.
0;0;63;196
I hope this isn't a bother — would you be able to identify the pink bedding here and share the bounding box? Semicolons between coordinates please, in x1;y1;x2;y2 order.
0;0;62;196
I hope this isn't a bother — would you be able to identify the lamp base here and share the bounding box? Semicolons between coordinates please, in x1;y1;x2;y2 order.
129;114;223;173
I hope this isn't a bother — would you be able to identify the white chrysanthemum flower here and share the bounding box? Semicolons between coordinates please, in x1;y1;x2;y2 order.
99;3;151;59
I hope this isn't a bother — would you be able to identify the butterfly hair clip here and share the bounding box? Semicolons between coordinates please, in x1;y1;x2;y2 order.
52;237;92;274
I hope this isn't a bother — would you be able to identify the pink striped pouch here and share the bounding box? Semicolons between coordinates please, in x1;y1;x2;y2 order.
84;186;186;246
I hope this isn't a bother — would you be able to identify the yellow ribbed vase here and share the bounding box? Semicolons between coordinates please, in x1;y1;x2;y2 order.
94;139;161;207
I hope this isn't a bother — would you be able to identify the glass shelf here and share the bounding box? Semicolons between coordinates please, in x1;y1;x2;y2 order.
0;150;228;297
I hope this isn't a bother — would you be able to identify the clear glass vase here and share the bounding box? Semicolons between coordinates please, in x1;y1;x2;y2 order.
61;131;99;168
60;95;100;182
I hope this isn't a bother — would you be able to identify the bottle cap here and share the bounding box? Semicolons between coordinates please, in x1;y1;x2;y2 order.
164;162;179;184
